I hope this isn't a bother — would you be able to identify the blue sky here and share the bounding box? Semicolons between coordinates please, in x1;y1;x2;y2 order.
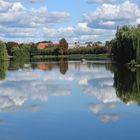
0;0;140;43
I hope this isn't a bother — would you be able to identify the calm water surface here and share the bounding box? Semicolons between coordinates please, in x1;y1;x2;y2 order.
0;60;140;140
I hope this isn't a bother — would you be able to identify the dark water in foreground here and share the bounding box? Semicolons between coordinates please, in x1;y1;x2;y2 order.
0;60;140;140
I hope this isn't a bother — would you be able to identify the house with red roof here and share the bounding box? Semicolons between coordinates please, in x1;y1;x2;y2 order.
37;43;50;49
37;42;60;49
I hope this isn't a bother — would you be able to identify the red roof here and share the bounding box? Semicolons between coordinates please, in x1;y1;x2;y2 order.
37;43;49;49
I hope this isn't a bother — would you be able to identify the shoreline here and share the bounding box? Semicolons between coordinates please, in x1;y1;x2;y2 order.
30;54;111;61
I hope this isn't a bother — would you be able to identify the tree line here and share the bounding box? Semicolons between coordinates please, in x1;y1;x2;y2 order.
0;38;69;61
0;38;111;61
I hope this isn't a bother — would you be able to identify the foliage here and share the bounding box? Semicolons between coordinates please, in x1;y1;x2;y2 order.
0;41;9;60
6;42;19;56
129;59;137;67
30;43;38;53
1;38;110;60
32;54;110;61
59;38;68;49
68;46;108;55
11;44;30;61
59;38;68;55
111;25;140;64
85;41;103;47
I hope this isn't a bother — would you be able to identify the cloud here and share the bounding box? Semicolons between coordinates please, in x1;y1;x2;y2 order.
42;22;115;42
5;0;44;3
84;1;140;30
87;0;116;4
0;0;70;41
0;0;117;42
42;0;140;42
0;0;140;42
1;3;69;27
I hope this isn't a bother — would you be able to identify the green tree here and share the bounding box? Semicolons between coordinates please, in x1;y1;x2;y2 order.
11;44;30;62
0;41;9;60
59;38;68;55
6;42;19;56
30;43;38;53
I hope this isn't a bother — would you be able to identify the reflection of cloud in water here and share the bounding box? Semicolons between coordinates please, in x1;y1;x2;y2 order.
0;62;130;122
89;102;116;114
0;103;43;113
0;70;71;112
0;64;118;115
6;70;56;82
97;113;120;123
0;119;6;125
85;86;118;103
59;65;118;105
59;74;74;81
77;66;121;122
89;103;120;122
75;66;121;123
26;104;42;112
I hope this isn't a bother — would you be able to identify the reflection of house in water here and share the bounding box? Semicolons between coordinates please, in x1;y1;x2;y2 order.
35;61;68;73
37;63;48;70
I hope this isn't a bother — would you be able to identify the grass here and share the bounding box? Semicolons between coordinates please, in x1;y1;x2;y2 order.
31;54;111;61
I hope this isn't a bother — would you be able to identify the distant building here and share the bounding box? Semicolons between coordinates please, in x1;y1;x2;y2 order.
37;43;50;49
69;42;86;48
37;42;59;49
52;43;60;47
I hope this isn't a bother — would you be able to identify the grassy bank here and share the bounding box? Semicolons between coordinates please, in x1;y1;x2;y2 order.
31;54;111;61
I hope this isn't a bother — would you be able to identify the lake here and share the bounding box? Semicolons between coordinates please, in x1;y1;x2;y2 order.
0;60;140;140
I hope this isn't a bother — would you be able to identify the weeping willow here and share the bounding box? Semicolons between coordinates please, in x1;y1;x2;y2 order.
112;25;140;64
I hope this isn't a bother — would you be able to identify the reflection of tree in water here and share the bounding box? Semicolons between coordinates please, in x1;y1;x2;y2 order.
113;65;140;105
8;59;29;70
59;59;68;75
8;59;68;73
0;61;9;80
105;62;115;74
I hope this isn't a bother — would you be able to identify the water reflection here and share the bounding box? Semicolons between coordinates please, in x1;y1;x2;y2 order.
0;61;9;80
0;60;140;123
0;60;71;112
114;65;140;105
